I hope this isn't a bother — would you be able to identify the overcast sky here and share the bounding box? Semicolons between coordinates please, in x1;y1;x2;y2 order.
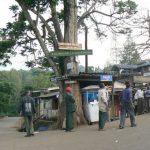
0;0;150;70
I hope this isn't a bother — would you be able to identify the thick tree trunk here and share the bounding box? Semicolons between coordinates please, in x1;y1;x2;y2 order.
63;0;86;125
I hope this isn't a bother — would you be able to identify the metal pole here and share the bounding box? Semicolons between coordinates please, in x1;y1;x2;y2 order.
147;10;150;37
85;25;88;73
111;81;115;121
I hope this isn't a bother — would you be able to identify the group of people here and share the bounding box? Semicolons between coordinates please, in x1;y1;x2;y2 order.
134;84;150;116
64;81;138;131
98;81;136;130
20;87;76;137
20;82;150;137
98;81;150;130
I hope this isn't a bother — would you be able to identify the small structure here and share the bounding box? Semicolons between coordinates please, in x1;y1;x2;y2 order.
111;81;126;120
32;87;59;120
69;74;113;124
82;85;99;125
81;82;124;123
39;91;59;119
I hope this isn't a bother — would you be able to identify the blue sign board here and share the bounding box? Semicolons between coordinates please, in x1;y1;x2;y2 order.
100;75;113;81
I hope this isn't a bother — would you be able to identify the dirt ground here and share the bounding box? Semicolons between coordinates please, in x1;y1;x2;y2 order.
1;114;150;150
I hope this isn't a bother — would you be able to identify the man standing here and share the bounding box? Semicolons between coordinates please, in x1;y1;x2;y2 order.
134;87;144;115
145;84;150;112
98;83;109;131
20;91;36;137
65;86;76;132
119;81;136;129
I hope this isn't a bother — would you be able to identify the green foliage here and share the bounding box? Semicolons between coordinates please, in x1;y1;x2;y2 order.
57;10;64;22
0;70;23;115
0;92;10;114
0;69;56;116
0;0;138;69
120;42;141;65
9;14;26;39
0;40;16;65
0;75;14;114
0;0;138;75
0;10;27;66
31;68;57;89
94;66;102;73
9;5;19;16
118;32;141;65
50;0;59;6
24;0;36;7
103;65;113;73
0;40;15;55
79;65;85;72
79;65;102;73
24;0;50;11
115;0;137;15
87;66;95;73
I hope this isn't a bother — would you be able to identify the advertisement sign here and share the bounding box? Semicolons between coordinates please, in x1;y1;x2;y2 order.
100;75;113;81
50;50;92;57
133;76;150;83
58;42;82;50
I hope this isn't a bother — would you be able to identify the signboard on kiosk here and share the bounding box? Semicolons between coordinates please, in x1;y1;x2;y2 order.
100;75;113;81
133;76;150;83
58;42;82;50
50;50;92;57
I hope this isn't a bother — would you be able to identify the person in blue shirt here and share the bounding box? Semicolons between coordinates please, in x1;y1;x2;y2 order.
145;83;150;112
119;81;136;129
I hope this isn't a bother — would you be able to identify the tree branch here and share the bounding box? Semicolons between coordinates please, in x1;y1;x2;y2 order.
49;0;64;42
31;9;59;50
16;0;60;76
78;0;99;27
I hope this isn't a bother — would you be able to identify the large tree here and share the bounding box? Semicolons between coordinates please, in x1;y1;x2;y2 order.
118;9;150;57
0;70;22;115
120;32;141;64
0;0;137;127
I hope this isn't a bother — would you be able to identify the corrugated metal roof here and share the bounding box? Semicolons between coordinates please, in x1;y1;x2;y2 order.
81;85;99;91
47;87;59;91
39;92;59;98
113;64;138;69
113;61;150;70
114;81;126;90
138;62;150;68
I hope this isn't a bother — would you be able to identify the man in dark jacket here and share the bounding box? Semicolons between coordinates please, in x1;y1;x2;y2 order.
20;91;36;137
119;81;136;129
65;86;76;132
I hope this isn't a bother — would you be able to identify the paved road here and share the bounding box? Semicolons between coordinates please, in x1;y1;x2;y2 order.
0;114;150;150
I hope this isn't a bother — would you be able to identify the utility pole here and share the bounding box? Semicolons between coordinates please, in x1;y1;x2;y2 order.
110;32;121;65
147;10;150;37
85;0;88;73
85;25;88;73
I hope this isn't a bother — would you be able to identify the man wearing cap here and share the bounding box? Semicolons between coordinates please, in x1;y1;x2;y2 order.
65;86;76;131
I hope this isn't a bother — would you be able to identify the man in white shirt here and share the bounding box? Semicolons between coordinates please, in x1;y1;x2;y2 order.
134;87;144;115
98;83;109;130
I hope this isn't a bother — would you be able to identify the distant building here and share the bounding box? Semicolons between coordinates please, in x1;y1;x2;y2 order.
112;60;150;76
